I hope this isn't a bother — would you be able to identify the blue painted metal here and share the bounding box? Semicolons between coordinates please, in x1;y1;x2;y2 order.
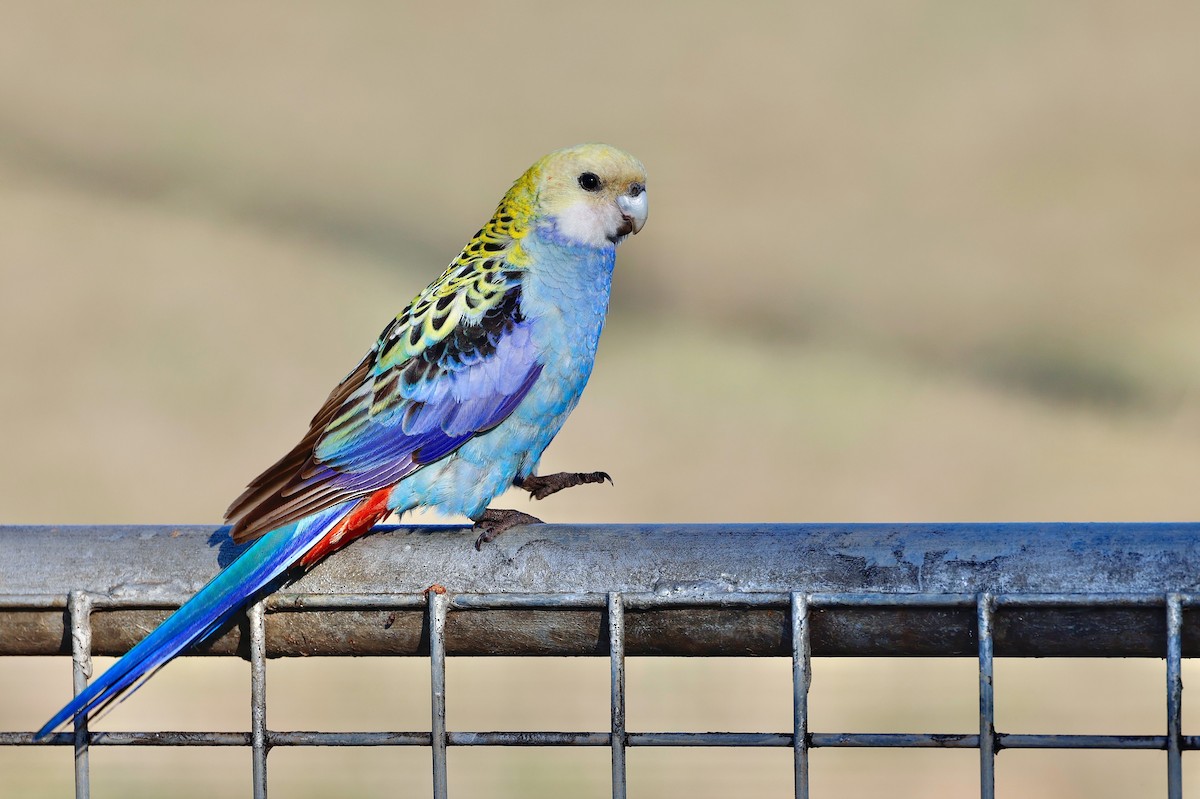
978;594;996;799
1167;594;1183;799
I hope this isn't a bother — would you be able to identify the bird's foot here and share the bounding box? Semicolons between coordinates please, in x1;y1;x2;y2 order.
516;471;612;501
472;508;543;550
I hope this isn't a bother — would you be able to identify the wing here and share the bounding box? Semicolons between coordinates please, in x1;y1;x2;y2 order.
225;258;539;544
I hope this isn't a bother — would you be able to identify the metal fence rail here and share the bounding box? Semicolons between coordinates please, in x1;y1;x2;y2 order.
2;523;1199;798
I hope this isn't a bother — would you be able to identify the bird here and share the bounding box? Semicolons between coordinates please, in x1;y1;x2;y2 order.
37;142;648;738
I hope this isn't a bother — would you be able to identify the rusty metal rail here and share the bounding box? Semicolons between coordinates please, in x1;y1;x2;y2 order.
2;522;1199;798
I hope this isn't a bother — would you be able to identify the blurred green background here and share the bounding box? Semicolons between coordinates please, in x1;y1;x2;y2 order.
2;2;1199;797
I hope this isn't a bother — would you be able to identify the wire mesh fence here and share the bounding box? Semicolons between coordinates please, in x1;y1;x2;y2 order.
1;523;1197;798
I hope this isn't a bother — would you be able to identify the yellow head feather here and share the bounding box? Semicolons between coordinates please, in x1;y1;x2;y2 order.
378;144;646;368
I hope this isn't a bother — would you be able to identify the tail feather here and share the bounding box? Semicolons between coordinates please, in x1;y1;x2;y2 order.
36;501;356;739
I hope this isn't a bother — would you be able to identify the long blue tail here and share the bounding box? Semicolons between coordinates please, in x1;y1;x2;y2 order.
36;501;355;738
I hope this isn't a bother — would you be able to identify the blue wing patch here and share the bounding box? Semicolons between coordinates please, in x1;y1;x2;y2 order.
225;280;540;543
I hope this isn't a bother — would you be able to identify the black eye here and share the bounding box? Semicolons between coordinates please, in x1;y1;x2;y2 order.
578;172;602;192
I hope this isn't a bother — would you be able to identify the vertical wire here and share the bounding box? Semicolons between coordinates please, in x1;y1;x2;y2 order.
791;593;811;799
429;590;449;799
978;593;996;799
1166;593;1183;799
608;593;627;799
68;591;92;799
248;600;269;799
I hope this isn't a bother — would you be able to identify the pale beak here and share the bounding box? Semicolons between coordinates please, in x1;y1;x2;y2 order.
616;189;648;236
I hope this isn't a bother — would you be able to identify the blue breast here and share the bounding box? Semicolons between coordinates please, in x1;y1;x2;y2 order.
387;226;617;520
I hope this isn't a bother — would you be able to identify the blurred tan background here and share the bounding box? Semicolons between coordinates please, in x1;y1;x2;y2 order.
2;2;1199;797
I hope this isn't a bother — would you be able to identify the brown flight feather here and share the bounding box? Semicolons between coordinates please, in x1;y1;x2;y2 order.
224;354;377;544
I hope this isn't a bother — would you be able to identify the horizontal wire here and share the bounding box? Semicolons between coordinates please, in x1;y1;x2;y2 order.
5;591;1197;612
7;730;1198;750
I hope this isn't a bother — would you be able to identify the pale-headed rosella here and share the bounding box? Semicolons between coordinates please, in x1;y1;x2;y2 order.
38;143;648;737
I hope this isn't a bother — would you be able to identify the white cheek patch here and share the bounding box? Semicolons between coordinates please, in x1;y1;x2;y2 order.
553;201;616;248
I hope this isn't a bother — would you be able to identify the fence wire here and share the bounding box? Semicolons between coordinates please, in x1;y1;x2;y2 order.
1;589;1194;799
1;523;1197;797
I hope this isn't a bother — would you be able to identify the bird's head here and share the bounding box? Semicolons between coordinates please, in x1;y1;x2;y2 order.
507;143;648;249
